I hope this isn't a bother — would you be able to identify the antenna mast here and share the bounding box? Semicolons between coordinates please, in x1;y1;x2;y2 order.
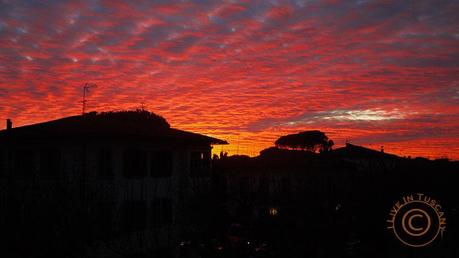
81;82;97;115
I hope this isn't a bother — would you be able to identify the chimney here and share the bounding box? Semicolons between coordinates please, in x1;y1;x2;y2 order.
6;119;12;130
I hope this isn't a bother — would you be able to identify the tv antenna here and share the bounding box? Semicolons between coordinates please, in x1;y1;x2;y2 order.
140;102;146;111
81;82;97;114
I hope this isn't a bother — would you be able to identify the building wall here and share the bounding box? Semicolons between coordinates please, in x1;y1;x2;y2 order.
0;140;213;256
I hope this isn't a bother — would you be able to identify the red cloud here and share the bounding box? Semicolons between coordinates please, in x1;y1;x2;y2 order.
1;0;459;159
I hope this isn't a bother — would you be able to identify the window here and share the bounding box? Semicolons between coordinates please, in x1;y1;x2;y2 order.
152;248;172;257
190;151;210;177
38;149;60;178
97;149;113;178
14;149;35;177
122;149;147;178
280;177;291;196
150;198;172;228
0;149;7;177
121;201;147;232
258;177;269;197
239;177;250;194
151;151;172;178
95;201;115;238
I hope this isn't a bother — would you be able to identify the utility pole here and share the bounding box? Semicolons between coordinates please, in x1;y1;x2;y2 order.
81;83;97;115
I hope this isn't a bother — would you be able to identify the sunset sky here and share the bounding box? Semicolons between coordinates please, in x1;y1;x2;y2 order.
1;0;459;159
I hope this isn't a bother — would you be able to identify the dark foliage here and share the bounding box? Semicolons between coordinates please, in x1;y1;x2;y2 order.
274;130;334;152
89;109;170;128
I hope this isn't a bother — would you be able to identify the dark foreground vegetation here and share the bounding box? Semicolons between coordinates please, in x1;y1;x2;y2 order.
199;147;459;258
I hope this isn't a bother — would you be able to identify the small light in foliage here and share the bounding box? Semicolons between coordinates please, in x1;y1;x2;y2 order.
269;207;279;216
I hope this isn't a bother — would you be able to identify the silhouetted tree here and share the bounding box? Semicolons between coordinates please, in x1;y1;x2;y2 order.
274;130;334;152
97;109;170;128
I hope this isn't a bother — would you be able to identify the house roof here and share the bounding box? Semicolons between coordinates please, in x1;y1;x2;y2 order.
0;111;228;146
213;147;357;176
330;143;399;159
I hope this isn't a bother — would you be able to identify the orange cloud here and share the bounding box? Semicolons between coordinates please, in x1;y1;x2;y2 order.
1;0;459;159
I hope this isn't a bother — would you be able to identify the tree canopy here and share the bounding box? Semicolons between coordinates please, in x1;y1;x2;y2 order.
95;109;170;128
274;130;334;152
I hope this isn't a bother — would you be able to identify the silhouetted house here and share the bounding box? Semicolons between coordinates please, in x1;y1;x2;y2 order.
0;111;227;257
211;145;459;257
213;144;401;232
213;148;359;227
326;143;401;189
329;143;399;166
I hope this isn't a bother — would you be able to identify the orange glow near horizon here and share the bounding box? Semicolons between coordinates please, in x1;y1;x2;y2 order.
1;1;459;160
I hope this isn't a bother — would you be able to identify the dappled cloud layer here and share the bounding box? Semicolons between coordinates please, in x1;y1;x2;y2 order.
1;0;459;159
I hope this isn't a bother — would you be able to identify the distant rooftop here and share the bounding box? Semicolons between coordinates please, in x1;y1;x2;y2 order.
0;110;227;145
330;143;399;159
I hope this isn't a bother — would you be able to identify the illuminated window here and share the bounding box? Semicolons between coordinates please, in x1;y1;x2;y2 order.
268;207;279;216
190;151;210;177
